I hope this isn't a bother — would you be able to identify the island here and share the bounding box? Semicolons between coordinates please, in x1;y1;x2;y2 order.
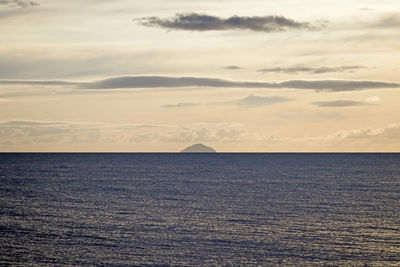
180;143;216;153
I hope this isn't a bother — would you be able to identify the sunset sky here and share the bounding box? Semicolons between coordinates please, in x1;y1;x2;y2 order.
1;0;399;152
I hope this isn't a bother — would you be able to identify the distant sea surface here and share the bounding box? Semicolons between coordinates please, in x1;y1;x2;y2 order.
1;153;399;266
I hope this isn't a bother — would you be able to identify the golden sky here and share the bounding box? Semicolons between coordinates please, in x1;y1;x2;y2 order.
0;0;399;152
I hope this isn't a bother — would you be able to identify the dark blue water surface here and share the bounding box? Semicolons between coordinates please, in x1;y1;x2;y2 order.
1;153;399;266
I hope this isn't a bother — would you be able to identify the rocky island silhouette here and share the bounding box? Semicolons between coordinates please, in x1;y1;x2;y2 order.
180;143;216;153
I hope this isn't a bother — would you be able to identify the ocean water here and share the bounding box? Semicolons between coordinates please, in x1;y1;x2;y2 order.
0;153;399;266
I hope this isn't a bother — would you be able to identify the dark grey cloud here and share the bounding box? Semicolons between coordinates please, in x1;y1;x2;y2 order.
232;95;290;108
86;76;399;92
162;102;199;108
258;65;365;74
0;0;38;8
311;100;373;107
224;65;242;70
87;76;245;88
2;76;399;92
137;13;312;32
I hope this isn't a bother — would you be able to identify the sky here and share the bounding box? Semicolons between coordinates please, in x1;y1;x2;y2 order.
0;0;399;152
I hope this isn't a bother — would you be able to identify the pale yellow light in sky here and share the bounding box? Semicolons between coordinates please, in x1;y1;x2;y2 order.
0;0;399;151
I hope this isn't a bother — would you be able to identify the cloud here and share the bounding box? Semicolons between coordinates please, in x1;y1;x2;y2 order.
277;79;399;92
0;120;254;145
360;6;374;12
0;79;82;86
1;120;399;151
0;120;157;145
85;76;400;92
2;120;62;126
270;123;400;151
0;0;38;8
224;65;242;70
1;76;399;93
0;120;100;141
231;94;290;108
258;65;365;74
162;95;289;109
311;96;382;107
86;76;244;89
311;100;372;107
261;123;400;149
334;124;400;144
162;102;199;108
371;13;400;28
157;123;253;143
365;96;381;104
137;13;313;32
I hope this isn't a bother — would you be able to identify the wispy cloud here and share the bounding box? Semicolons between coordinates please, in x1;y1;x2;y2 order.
360;6;374;12
365;96;381;104
258;65;365;74
0;80;82;87
162;102;199;108
371;13;400;28
275;123;400;151
334;124;400;144
224;65;242;70
231;94;290;108
0;0;38;8
0;120;161;145
137;13;313;33
311;95;383;107
0;120;254;145
311;100;372;107
161;95;290;109
1;76;399;92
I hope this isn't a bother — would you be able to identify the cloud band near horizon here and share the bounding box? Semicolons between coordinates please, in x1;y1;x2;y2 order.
1;76;399;92
1;120;399;148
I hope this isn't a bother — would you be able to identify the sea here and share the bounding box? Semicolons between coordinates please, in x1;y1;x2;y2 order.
0;153;399;266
